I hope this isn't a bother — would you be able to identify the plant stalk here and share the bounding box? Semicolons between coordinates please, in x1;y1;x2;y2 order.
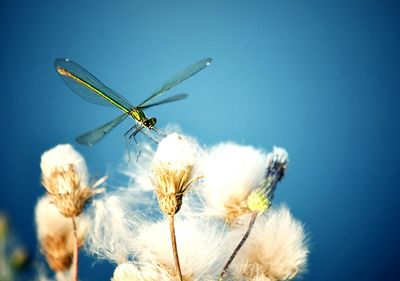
72;217;78;281
218;211;258;280
169;214;183;281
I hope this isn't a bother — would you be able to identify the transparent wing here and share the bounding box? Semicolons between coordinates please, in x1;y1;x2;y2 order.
55;58;133;112
138;58;212;107
139;93;188;109
75;113;129;146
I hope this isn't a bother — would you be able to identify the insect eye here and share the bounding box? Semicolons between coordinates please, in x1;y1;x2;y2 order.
144;118;157;128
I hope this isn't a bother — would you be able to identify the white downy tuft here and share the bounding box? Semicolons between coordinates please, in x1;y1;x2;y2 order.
85;189;152;263
230;205;308;281
133;218;225;280
200;142;269;219
112;262;171;281
40;144;88;188
153;133;201;170
34;196;88;272
35;196;88;243
123;142;155;193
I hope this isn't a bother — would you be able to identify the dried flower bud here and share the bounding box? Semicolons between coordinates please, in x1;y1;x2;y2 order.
151;134;200;216
261;147;289;202
40;144;105;217
35;196;88;272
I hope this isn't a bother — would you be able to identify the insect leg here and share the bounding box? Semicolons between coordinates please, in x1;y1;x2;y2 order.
129;125;144;141
124;124;141;162
129;125;144;162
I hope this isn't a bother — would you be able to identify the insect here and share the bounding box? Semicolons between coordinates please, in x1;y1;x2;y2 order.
55;57;212;145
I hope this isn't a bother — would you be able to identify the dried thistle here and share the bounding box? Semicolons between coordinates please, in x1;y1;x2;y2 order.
40;144;105;217
35;196;88;272
40;144;105;281
151;133;201;214
41;164;105;217
231;206;308;281
200;143;269;223
151;133;201;281
152;163;198;215
218;147;289;280
41;235;74;272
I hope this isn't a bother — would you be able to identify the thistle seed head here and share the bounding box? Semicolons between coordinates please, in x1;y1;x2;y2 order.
152;134;201;216
40;144;105;217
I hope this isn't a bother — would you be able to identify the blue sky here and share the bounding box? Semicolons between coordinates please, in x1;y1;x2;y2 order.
1;1;399;280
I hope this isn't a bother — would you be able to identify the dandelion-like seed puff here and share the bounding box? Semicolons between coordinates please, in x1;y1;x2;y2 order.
231;206;308;281
215;146;289;280
200;143;270;224
35;196;88;272
151;133;200;215
40;144;105;218
151;133;201;281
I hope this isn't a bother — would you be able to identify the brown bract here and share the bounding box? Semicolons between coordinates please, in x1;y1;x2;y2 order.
40;233;85;272
223;196;252;226
152;163;199;216
41;164;104;217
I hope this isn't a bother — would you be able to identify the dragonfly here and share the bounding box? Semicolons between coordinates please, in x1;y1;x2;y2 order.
54;57;212;146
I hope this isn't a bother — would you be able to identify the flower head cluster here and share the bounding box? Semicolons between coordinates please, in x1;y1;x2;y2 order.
40;144;105;217
69;130;308;281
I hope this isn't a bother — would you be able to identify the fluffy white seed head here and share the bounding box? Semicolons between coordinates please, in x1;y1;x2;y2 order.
40;144;105;217
40;144;88;189
112;262;171;281
151;133;202;215
133;218;225;280
35;196;88;272
85;189;152;263
153;133;200;170
200;143;269;221
123;142;155;193
112;263;142;281
35;196;88;242
230;205;308;281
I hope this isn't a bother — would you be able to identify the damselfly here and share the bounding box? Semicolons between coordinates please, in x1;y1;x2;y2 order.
55;57;211;145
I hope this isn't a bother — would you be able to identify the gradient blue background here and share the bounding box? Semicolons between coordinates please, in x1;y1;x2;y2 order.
1;0;399;280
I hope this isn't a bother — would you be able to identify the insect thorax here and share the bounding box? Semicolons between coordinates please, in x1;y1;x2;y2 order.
129;107;147;122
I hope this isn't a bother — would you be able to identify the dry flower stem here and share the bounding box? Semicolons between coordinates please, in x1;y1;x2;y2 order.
218;211;258;281
72;218;78;281
169;215;183;281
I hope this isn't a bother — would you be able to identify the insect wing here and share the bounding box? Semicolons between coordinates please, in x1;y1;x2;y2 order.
138;58;211;107
55;58;133;112
139;93;188;109
76;113;129;146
